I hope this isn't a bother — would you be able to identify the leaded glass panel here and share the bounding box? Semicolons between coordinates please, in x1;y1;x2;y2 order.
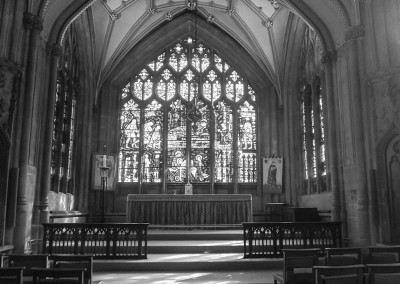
167;99;187;183
190;102;211;182
237;101;257;183
215;101;233;182
119;100;140;182
143;100;163;182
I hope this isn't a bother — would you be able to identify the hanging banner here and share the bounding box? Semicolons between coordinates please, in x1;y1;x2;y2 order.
92;153;117;191
263;157;283;192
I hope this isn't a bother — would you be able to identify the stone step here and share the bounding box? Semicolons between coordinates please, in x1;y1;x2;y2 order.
93;254;282;272
147;229;242;241
147;240;243;254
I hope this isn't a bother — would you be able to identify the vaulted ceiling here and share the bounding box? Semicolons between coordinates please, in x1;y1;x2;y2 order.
40;0;355;95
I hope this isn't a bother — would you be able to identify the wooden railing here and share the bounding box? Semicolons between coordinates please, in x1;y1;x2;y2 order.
242;222;342;258
42;223;149;259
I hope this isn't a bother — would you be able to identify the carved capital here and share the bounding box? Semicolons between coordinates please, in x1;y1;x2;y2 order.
322;51;337;65
23;13;43;31
345;25;364;42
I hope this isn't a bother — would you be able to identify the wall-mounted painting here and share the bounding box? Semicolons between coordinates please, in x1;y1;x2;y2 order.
262;157;283;192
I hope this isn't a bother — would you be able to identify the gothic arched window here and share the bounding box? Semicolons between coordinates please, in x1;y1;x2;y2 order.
118;37;257;187
51;27;78;193
299;27;327;194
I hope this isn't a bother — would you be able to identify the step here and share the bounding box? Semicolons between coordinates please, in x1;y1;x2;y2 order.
147;240;244;254
93;254;282;272
147;229;243;241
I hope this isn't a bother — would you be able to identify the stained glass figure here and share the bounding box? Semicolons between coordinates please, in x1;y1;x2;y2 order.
190;102;211;182
143;100;163;182
119;100;140;182
237;101;257;183
167;100;188;183
215;101;233;182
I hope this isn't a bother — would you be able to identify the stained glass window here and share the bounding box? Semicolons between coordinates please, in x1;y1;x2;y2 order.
51;26;78;193
300;80;327;194
119;36;257;186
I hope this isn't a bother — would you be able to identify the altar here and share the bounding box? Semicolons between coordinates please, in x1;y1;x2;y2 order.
126;194;253;225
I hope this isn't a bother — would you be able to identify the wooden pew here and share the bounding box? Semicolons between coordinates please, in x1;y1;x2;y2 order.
50;255;97;284
31;267;85;284
324;247;363;266
0;267;24;284
273;248;320;284
314;264;365;284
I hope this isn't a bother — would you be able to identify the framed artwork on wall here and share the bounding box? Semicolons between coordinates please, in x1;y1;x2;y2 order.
262;156;283;193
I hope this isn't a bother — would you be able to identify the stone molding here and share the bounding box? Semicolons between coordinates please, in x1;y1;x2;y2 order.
23;13;43;31
322;51;337;65
46;44;62;57
345;25;364;42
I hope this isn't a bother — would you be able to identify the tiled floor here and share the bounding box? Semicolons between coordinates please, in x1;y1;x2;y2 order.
93;270;278;283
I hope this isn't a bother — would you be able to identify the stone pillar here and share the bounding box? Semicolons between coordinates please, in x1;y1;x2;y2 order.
39;44;61;224
0;58;22;246
14;13;43;253
345;25;370;246
322;51;340;221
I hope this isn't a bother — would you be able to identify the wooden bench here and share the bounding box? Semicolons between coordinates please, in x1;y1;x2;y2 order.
49;255;98;284
0;267;25;284
31;267;86;284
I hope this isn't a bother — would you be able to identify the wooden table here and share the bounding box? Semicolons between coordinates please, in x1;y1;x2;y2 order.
126;194;253;225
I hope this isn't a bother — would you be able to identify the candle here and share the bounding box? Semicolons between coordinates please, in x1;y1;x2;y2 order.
102;155;107;167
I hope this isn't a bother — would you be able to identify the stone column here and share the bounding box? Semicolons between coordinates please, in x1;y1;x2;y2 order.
0;58;22;246
14;13;43;253
322;51;340;221
345;25;370;246
39;44;61;224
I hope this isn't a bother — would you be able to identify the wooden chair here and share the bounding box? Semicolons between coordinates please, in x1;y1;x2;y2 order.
0;267;25;284
366;263;400;284
6;254;49;281
31;267;86;284
324;248;363;266
314;264;365;284
273;248;320;284
365;246;400;264
49;255;98;284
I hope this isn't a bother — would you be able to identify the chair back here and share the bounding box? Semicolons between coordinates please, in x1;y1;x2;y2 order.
0;267;24;284
366;246;400;264
325;248;363;266
282;248;320;284
314;264;365;284
31;267;85;284
7;254;49;277
50;255;93;284
366;263;400;284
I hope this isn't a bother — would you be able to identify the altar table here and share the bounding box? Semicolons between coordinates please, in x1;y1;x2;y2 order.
126;194;253;225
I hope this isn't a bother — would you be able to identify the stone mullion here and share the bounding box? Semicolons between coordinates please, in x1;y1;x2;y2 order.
15;12;43;253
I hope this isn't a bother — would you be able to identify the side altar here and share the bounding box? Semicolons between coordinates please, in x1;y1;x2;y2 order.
126;194;253;225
